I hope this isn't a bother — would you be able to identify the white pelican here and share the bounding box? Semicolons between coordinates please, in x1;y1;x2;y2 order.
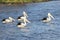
42;13;54;22
17;22;27;28
2;17;15;23
17;11;30;23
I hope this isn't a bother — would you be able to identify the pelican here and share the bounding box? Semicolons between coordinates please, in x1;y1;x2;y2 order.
2;17;15;23
42;13;54;22
17;11;30;23
17;22;27;28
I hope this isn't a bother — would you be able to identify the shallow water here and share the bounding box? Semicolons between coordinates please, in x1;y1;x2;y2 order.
0;1;60;40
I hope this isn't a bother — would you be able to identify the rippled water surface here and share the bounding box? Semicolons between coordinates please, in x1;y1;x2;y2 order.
0;1;60;40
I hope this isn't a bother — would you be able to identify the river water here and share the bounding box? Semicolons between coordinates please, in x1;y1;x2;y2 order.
0;1;60;40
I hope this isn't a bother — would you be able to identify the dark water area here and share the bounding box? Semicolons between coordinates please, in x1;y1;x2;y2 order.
0;1;60;40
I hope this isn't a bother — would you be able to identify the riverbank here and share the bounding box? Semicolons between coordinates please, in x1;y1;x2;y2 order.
0;0;49;5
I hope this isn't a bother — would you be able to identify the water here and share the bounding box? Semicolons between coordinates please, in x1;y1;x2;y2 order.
0;1;60;40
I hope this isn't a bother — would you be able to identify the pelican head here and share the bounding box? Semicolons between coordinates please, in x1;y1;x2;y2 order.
9;17;15;21
48;13;54;19
23;11;28;17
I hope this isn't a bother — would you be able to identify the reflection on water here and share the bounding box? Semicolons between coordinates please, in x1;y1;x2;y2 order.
0;1;60;40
